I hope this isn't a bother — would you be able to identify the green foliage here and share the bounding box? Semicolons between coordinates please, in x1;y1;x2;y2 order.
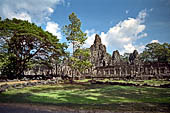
63;12;87;53
140;42;170;62
0;53;8;69
121;53;130;62
69;48;92;73
63;13;91;77
0;18;67;77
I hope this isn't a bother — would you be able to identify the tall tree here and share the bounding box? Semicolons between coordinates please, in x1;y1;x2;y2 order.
63;13;92;80
63;12;87;54
0;18;67;78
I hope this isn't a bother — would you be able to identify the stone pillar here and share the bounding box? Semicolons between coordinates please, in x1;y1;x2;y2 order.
140;67;143;75
114;68;116;75
38;67;41;75
99;70;102;76
159;68;161;74
154;68;157;75
130;67;133;75
93;70;97;76
148;68;150;75
133;67;135;75
133;66;135;75
89;68;91;73
97;70;99;75
137;67;140;76
108;69;111;76
125;68;127;76
164;67;168;74
103;69;105;76
150;67;152;75
150;66;153;75
145;67;148;75
119;67;121;76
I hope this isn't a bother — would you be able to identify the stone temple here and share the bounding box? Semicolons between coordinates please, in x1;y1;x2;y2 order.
25;34;170;80
90;34;110;67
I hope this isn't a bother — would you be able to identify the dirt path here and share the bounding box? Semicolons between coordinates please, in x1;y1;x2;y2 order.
0;103;85;113
0;103;169;113
0;105;55;113
0;103;111;113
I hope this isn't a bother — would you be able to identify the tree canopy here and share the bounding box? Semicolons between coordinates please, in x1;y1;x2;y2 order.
0;18;67;78
63;12;87;54
69;48;92;73
140;42;170;63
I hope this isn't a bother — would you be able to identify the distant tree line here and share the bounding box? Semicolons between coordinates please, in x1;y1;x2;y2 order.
122;42;170;63
140;42;170;63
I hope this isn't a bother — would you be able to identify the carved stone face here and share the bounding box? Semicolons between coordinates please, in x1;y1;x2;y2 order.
89;34;109;66
133;50;139;58
94;34;101;44
129;50;139;64
112;50;120;62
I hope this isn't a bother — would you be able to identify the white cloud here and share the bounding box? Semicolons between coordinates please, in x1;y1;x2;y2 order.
10;12;32;22
45;21;62;39
48;7;54;13
150;40;159;43
125;10;129;14
84;29;97;48
123;43;136;53
101;9;148;54
150;8;154;12
137;9;147;22
67;2;71;7
0;0;65;24
136;45;145;53
85;9;148;54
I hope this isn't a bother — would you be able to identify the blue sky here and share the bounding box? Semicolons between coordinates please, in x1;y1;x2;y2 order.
0;0;170;54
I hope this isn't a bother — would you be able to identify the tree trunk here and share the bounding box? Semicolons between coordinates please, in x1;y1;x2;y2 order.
73;41;75;56
56;63;58;76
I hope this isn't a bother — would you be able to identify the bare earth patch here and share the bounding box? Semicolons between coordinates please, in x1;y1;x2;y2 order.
0;103;169;113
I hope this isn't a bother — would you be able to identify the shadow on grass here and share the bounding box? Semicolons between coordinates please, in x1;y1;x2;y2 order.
0;84;170;112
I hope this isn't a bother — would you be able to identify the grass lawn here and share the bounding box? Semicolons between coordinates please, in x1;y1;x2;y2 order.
0;84;170;112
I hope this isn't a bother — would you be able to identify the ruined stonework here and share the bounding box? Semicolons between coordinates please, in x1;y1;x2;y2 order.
90;34;122;66
112;50;121;64
89;34;170;79
24;34;170;80
129;50;140;65
90;34;111;67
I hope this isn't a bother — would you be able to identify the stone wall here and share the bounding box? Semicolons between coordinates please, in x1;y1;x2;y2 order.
94;63;170;80
22;34;170;80
89;34;170;80
0;78;61;93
